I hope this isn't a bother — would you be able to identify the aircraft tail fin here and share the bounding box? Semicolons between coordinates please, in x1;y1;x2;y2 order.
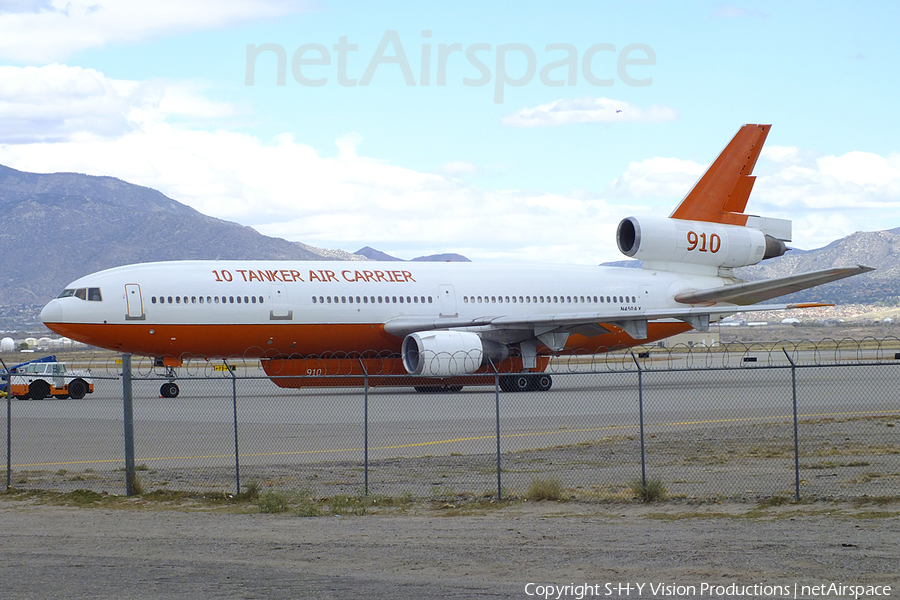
669;124;770;226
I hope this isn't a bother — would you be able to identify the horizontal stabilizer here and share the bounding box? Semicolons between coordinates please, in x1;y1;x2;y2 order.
674;266;875;306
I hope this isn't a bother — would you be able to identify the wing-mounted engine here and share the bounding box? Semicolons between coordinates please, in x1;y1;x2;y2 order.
402;331;509;377
616;216;789;274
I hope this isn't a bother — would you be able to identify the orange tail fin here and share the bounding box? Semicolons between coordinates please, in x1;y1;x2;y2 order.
669;124;770;226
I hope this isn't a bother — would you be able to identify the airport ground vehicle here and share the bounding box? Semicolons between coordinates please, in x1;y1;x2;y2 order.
3;355;94;400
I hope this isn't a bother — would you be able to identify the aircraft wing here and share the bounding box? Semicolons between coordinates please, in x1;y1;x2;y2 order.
384;300;832;342
384;265;874;343
673;265;874;305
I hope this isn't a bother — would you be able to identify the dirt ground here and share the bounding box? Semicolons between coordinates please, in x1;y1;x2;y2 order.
1;497;898;600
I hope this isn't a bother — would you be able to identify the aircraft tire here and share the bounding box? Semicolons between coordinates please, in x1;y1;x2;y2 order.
69;378;88;400
160;382;180;398
29;380;50;400
512;375;532;392
533;374;552;392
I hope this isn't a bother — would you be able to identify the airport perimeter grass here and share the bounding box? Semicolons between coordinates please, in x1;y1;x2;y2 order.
3;485;900;522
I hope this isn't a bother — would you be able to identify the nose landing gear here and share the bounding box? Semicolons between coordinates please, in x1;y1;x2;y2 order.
154;358;181;398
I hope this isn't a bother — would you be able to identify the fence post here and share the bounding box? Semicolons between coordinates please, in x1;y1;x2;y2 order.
494;371;502;500
783;349;801;502
122;353;136;496
2;357;11;490
631;354;647;492
224;360;240;497
359;359;369;497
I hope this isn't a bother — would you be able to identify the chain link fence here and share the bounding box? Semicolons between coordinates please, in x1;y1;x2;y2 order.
3;338;899;502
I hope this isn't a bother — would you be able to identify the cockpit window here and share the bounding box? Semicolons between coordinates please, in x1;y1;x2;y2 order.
58;287;103;301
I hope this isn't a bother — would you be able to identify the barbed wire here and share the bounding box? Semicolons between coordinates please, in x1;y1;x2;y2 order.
12;336;900;380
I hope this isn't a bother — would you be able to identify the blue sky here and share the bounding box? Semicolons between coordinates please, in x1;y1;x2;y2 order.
0;1;897;264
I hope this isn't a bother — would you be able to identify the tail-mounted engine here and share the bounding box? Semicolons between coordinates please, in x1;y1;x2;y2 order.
616;216;788;270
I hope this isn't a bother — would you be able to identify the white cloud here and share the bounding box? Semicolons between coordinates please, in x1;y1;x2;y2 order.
817;151;899;187
0;0;311;62
0;64;237;143
0;65;632;264
610;144;900;250
0;64;897;262
761;145;801;164
502;97;679;128
436;161;479;177
609;156;705;200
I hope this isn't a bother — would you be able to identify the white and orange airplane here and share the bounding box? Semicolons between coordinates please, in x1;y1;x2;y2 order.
41;125;872;396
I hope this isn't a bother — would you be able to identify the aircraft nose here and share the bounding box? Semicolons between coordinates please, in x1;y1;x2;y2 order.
40;299;64;324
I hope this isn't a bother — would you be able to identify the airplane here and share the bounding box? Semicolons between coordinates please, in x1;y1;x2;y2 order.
40;124;873;397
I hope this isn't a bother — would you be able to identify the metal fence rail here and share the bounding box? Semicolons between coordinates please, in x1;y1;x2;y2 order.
3;339;899;501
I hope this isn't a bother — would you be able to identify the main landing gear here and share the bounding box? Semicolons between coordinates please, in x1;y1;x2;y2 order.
499;373;553;393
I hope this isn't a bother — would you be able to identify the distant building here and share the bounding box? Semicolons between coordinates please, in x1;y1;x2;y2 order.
658;330;720;348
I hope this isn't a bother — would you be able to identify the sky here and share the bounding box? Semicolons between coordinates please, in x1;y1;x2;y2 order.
0;0;898;265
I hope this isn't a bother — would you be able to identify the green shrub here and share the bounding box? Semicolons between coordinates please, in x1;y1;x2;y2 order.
525;477;563;501
629;478;667;502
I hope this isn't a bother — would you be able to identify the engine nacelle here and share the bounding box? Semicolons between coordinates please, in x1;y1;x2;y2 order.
616;217;787;269
402;331;508;377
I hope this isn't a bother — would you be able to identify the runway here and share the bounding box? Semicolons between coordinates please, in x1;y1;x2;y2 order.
5;362;898;497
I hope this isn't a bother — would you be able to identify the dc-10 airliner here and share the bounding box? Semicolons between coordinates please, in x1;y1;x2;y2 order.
41;125;873;397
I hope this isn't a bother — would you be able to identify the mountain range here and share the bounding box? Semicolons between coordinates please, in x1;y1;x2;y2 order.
0;164;896;330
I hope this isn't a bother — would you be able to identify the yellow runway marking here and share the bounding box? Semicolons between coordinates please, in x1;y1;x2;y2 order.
8;409;899;469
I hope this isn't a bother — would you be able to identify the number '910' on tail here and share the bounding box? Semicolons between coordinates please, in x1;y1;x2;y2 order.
616;124;790;275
